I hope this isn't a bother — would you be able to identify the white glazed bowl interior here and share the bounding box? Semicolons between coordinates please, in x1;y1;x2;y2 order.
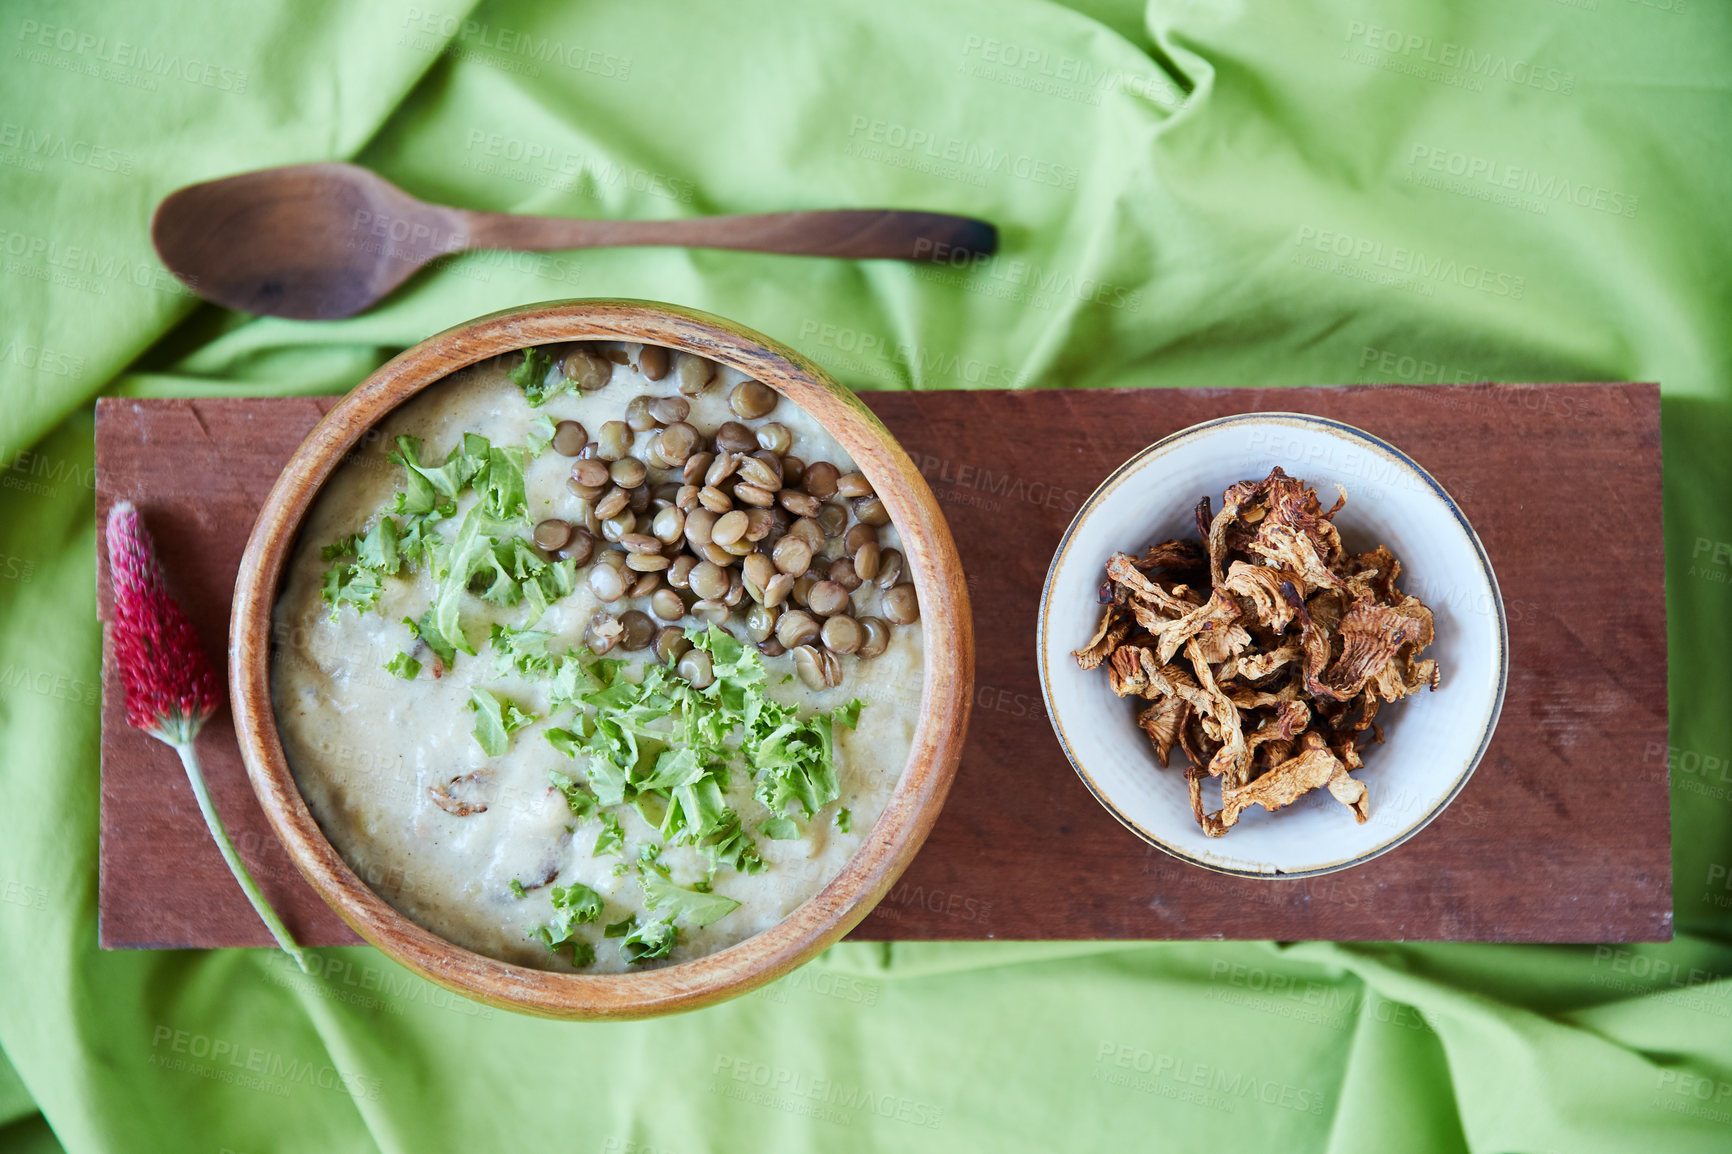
1038;413;1507;878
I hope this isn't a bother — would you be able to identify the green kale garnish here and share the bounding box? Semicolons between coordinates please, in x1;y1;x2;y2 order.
468;688;533;757
684;626;864;819
401;612;455;672
549;769;597;820
525;414;557;456
314;428;574;670
637;842;672;879
758;816;799;841
319;516;406;619
524;626;862;886
619;916;677;964
526;882;604;964
382;651;421;680
489;623;558;678
320;563;382;618
507;347;565;407
641;876;740;928
354;516;401;572
700;816;767;876
388;434;479;517
594;812;625;857
476;444;528;522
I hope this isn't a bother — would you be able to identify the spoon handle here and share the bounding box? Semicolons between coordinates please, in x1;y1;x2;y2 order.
457;208;996;262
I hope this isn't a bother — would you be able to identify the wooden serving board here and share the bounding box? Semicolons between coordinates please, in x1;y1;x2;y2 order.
95;383;1670;948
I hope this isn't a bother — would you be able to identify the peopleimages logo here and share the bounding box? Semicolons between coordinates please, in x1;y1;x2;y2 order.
1343;22;1575;94
796;319;1028;388
914;450;1082;515
0;664;97;704
912;239;1144;311
711;1055;944;1128
956;34;1182;107
398;8;632;80
461;130;695;204
1294;226;1526;299
1406;145;1639;218
150;1025;382;1101
0;121;136;174
845;116;1080;189
1092;1043;1328;1115
16;19;250;93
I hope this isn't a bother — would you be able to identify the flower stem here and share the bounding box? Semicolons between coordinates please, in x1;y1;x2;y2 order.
173;739;312;973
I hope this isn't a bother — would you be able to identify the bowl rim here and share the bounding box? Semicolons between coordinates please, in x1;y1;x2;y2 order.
229;298;973;1018
1036;410;1508;880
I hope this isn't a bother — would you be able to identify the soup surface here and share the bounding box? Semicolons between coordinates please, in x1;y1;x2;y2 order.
272;344;923;971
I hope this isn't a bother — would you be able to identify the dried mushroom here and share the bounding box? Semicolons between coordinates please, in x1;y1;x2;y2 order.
1073;466;1440;838
428;770;493;817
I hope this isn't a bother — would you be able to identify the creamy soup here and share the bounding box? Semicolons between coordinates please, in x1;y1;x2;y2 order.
272;343;923;972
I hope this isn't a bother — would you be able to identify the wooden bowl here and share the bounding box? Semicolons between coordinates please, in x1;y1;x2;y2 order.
229;299;973;1019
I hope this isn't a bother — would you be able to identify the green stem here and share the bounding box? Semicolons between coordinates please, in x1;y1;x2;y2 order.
172;738;312;974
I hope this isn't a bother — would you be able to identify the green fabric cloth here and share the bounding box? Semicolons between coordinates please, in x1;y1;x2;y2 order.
2;0;1728;1149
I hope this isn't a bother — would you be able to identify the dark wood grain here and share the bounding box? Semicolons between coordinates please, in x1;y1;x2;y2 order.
96;382;1670;948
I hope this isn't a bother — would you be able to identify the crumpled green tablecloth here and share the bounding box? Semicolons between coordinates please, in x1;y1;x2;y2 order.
2;0;1729;1150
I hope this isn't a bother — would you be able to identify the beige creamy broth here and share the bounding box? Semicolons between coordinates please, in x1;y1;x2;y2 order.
272;347;922;972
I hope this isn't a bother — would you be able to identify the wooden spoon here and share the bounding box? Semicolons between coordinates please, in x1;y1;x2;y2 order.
150;162;999;320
